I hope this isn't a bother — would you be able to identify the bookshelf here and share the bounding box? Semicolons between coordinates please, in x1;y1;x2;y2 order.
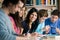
25;0;57;8
25;0;57;17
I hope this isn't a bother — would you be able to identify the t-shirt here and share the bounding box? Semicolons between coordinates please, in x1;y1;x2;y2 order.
35;22;45;34
0;8;16;40
45;18;60;34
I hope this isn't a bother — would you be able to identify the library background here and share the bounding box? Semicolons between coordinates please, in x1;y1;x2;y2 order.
0;0;60;17
25;0;60;17
0;0;60;40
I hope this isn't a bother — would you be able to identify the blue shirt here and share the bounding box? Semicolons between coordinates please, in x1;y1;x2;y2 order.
35;22;45;34
0;8;16;40
45;18;60;34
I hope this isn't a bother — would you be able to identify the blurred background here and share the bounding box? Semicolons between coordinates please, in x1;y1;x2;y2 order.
0;0;60;17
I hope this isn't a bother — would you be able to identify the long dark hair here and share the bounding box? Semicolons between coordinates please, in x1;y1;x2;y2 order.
25;7;39;32
9;12;23;29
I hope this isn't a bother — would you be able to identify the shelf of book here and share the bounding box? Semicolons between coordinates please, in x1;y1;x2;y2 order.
25;0;57;17
25;0;57;8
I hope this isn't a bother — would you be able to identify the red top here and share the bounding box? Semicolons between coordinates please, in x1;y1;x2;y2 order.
9;16;20;34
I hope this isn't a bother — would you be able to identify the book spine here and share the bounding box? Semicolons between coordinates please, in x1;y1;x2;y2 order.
55;0;57;6
41;0;45;5
46;0;48;5
40;0;41;5
53;0;55;5
44;0;46;5
48;0;50;5
51;0;53;5
36;0;40;5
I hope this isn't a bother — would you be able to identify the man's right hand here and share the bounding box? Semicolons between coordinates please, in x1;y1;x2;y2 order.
45;25;50;34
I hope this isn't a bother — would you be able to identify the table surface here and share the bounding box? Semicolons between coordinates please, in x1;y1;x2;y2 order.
23;35;60;40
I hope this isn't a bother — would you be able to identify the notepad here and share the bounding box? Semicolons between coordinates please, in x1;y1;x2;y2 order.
55;36;60;40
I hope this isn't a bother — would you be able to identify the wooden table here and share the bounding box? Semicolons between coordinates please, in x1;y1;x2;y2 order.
25;35;60;40
42;36;55;40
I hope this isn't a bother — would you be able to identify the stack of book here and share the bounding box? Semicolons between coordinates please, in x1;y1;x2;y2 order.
25;0;57;6
36;0;57;6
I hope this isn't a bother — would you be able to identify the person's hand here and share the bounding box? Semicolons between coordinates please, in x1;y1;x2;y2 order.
56;28;60;34
26;33;31;37
16;36;30;40
20;28;24;35
45;25;50;34
31;32;39;37
31;32;43;37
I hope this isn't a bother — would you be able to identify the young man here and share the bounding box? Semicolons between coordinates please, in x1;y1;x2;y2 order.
45;9;60;35
0;0;28;40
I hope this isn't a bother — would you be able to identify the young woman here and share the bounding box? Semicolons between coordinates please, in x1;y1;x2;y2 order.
22;8;39;34
18;5;27;21
0;0;29;40
9;0;24;35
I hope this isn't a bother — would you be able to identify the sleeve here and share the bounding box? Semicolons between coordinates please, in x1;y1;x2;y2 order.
21;21;26;29
21;21;27;34
45;19;50;26
0;19;16;40
57;20;60;29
